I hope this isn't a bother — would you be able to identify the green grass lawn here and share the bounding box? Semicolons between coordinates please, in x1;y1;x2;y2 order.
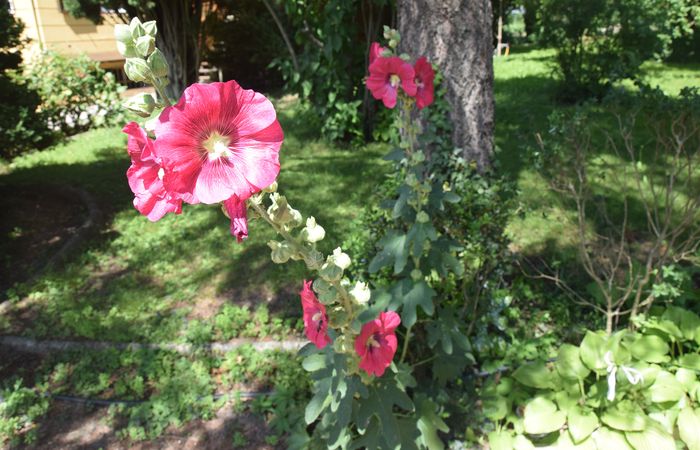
0;97;389;343
493;47;700;255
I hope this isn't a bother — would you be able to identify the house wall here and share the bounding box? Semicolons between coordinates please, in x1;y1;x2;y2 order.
13;0;123;68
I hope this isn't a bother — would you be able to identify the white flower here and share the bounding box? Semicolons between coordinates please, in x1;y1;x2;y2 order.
301;216;325;243
331;247;351;270
349;281;371;304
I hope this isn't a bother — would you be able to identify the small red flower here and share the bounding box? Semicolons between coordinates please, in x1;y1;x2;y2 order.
223;195;248;242
355;311;401;377
369;42;386;66
366;56;417;109
413;56;435;110
123;122;182;221
301;280;332;349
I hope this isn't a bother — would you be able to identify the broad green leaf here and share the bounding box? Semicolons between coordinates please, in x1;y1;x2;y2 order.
557;431;596;449
678;407;700;450
482;395;509;421
629;335;669;363
513;435;535;449
676;368;697;391
488;431;515;450
416;396;448;450
513;361;555;389
305;386;331;424
579;331;609;372
523;397;566;434
678;353;700;370
624;420;675;450
556;344;591;380
568;405;599;444
649;371;685;403
662;306;700;341
368;231;408;274
600;401;646;431
350;416;380;450
302;354;326;372
554;390;577;414
400;281;436;328
591;427;633;449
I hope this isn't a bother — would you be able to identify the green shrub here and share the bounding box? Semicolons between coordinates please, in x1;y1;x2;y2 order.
538;0;677;100
0;0;53;160
22;50;125;136
0;380;50;446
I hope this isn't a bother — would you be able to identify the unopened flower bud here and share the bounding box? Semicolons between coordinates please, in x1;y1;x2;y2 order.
288;207;303;228
411;269;422;281
319;261;343;283
263;181;277;193
116;41;138;58
333;335;348;353
114;24;133;44
412;151;425;163
135;35;155;57
130;17;145;39
123;93;156;117
349;281;371;304
147;49;169;78
416;211;429;223
303;248;324;270
142;20;157;37
405;173;418;187
331;247;351;270
124;58;152;82
313;278;332;294
300;216;325;243
268;240;294;264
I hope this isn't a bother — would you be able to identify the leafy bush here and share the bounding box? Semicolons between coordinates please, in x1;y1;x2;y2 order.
538;0;677;100
0;0;53;160
484;305;700;449
0;380;50;446
22;50;124;135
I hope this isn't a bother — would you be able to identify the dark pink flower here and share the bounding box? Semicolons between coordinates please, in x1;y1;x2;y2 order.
155;81;283;205
355;311;400;377
413;56;435;110
123;122;182;221
366;56;417;109
369;42;386;66
301;280;331;349
223;195;248;242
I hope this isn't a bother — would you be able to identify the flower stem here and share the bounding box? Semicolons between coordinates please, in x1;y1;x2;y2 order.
400;324;413;363
152;78;172;107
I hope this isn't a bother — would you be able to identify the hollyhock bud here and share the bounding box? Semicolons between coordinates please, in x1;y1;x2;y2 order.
268;240;294;264
263;181;278;193
300;217;325;243
319;261;343;283
123;93;156;117
116;41;138;58
124;58;152;82
135;35;155;57
355;311;401;377
130;17;145;39
349;281;371;304
416;211;429;223
267;193;298;225
147;49;169;78
142;20;157;37
114;24;133;45
303;248;324;270
330;247;351;270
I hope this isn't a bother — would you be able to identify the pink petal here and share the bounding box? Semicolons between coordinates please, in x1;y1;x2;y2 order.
223;195;248;242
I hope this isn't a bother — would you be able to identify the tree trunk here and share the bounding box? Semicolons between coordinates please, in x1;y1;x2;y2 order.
151;0;203;99
398;0;495;171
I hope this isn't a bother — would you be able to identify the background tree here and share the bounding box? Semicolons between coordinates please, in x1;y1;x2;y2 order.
398;0;495;171
0;0;51;159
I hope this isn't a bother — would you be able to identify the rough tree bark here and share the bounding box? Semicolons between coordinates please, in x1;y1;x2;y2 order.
398;0;495;171
151;0;203;99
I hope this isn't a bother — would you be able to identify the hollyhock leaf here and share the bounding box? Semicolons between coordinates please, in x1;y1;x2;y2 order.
302;354;326;372
368;231;408;274
305;385;331;425
400;281;436;328
351;416;381;450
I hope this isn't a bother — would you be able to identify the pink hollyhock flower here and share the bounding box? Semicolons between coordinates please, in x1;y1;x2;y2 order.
368;42;386;66
355;311;401;377
223;195;248;242
366;56;417;109
123;122;182;221
155;81;283;205
301;280;332;349
413;56;435;110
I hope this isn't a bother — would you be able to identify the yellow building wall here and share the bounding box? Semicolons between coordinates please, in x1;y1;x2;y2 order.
13;0;123;67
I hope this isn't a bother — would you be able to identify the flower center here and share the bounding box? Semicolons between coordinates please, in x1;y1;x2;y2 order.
157;167;165;180
415;78;424;89
389;74;401;88
312;311;323;323
366;334;381;348
202;132;232;161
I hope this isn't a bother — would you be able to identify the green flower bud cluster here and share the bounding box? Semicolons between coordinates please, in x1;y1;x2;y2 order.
267;193;302;229
123;92;156;118
383;25;401;50
115;17;171;109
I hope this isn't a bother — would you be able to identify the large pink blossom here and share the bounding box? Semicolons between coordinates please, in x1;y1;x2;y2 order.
366;56;417;109
368;42;387;66
413;56;435;110
301;280;332;349
123;122;182;221
155;81;283;205
355;311;400;376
